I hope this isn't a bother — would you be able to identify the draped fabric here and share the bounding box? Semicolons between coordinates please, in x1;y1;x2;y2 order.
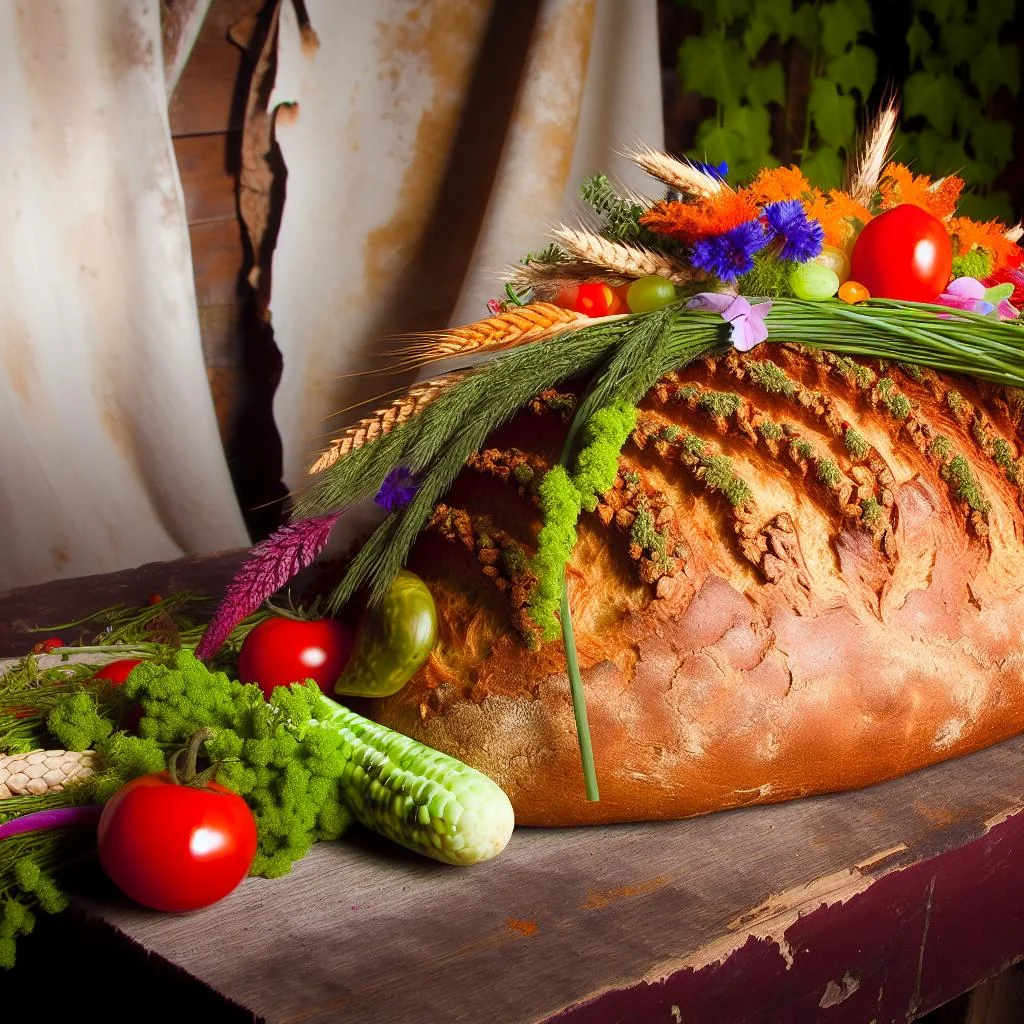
0;0;663;588
0;0;250;591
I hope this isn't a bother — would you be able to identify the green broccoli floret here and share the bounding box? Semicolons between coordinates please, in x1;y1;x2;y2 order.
123;654;354;878
46;693;113;752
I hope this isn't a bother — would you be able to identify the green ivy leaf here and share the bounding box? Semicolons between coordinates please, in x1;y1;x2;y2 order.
975;0;1015;35
723;104;773;156
826;45;877;99
801;145;845;189
954;95;983;138
678;35;751;109
968;120;1015;173
890;129;920;168
693;119;748;171
970;42;1020;104
911;0;954;22
938;19;984;67
790;2;820;48
684;0;754;24
910;128;972;180
742;0;794;57
905;16;932;68
745;63;786;107
808;77;855;150
904;71;960;136
957;191;1015;225
818;2;860;58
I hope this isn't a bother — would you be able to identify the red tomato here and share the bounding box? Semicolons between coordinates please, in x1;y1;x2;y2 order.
849;205;952;302
573;282;618;317
93;659;144;685
31;637;64;654
98;772;257;913
237;617;354;699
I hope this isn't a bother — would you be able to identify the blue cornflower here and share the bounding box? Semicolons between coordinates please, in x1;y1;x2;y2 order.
375;467;419;512
692;160;729;180
763;200;824;262
690;219;770;282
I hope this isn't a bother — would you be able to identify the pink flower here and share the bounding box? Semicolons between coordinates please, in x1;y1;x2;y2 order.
687;292;772;351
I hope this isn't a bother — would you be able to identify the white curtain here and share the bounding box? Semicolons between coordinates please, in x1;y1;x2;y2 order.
0;0;663;588
0;0;249;591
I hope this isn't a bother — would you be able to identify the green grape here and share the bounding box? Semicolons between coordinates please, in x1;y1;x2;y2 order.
626;275;678;313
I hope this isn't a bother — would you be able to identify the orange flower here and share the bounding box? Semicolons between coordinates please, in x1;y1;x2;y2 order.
949;216;1020;271
802;188;872;248
743;166;812;206
879;164;963;220
640;190;760;243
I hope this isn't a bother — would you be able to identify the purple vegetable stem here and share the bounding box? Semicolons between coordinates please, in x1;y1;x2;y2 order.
0;804;103;842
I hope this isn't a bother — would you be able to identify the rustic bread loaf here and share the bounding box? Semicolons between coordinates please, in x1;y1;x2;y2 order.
353;344;1024;826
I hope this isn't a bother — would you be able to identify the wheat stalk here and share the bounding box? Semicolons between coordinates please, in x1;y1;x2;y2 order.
847;100;899;203
1005;223;1023;243
309;373;468;475
554;226;693;283
623;143;726;197
388;302;586;366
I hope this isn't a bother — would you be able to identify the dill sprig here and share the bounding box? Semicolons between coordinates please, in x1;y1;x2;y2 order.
579;173;649;244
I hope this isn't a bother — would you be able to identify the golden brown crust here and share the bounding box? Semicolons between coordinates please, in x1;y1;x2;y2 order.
353;350;1024;826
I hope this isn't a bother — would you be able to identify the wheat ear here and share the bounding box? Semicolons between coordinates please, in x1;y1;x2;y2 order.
387;302;586;366
1005;223;1023;243
554;226;693;283
847;101;899;203
623;143;726;197
309;373;466;475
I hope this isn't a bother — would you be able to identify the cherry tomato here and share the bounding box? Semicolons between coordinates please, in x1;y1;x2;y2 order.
31;638;64;654
626;275;678;313
551;284;579;309
237;617;354;700
98;772;257;912
573;282;618;317
849;205;952;302
93;659;144;685
838;280;870;304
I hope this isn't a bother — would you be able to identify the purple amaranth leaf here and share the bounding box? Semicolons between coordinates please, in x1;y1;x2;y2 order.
195;512;341;661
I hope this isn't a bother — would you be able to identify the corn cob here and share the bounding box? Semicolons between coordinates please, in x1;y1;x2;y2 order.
314;696;514;865
0;749;96;799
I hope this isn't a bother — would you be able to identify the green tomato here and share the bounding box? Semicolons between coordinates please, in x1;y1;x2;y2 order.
333;570;438;698
789;262;840;301
626;275;678;313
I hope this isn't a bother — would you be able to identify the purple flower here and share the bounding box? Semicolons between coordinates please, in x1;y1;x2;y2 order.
690;220;770;282
762;200;824;262
693;160;728;180
687;292;772;351
376;467;419;512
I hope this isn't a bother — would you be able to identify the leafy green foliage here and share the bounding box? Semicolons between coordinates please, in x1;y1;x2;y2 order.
899;0;1019;224
676;0;877;185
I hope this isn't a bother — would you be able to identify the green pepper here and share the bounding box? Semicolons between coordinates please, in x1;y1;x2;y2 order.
333;570;438;698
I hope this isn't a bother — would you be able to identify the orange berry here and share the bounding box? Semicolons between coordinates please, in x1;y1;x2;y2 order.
838;280;870;304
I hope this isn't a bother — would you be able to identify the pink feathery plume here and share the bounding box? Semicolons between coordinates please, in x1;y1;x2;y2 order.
195;512;342;660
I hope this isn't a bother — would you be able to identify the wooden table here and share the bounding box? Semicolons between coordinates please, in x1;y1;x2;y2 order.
3;554;1024;1023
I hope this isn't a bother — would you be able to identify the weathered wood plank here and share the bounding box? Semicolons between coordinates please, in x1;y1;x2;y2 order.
72;740;1024;1023
174;132;240;224
168;0;265;137
189;217;246;307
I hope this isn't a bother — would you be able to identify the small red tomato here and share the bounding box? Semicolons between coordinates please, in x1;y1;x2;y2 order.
31;637;64;654
147;593;163;605
551;284;579;309
98;772;257;913
237;617;354;700
850;205;952;302
573;282;618;317
93;659;144;685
